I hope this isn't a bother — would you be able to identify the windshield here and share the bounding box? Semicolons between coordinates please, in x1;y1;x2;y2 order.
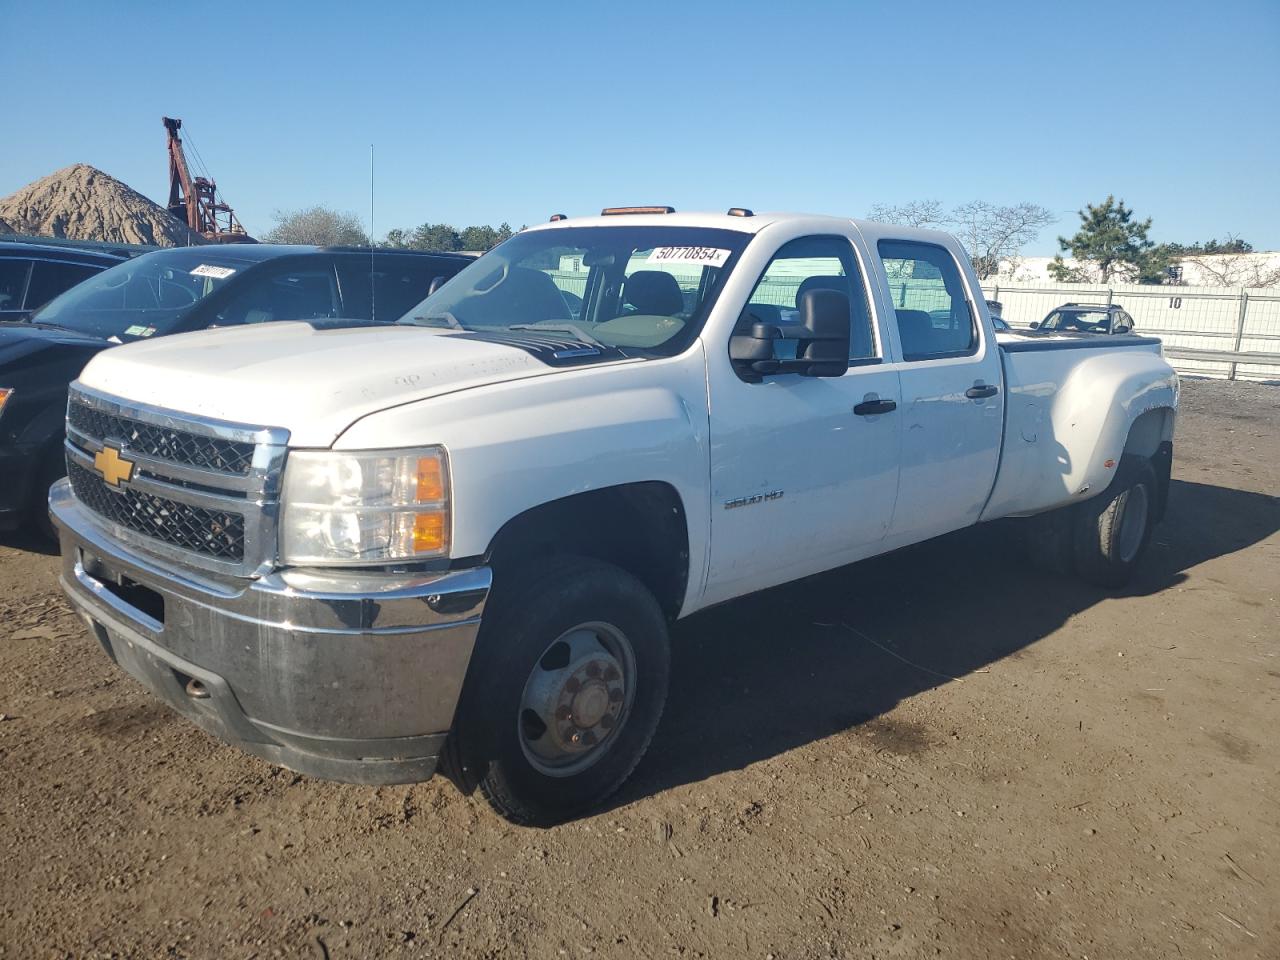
29;250;245;341
1041;309;1111;333
397;225;752;356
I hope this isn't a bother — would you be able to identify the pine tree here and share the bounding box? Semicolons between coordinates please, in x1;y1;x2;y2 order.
1048;196;1170;284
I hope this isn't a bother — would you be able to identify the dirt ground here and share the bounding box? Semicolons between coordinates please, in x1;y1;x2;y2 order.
1;377;1277;959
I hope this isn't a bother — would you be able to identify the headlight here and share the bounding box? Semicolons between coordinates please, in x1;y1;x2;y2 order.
279;446;450;565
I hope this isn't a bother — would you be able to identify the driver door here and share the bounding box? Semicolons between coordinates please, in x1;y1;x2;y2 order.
702;232;901;606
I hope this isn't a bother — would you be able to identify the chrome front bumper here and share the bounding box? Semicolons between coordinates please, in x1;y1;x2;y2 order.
51;479;491;785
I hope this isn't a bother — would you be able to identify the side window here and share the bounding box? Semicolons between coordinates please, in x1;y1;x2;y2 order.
0;259;32;313
878;240;977;361
25;261;99;312
742;235;876;361
337;257;461;321
215;262;339;326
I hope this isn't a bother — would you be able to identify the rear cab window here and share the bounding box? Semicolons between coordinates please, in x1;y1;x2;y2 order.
877;240;977;361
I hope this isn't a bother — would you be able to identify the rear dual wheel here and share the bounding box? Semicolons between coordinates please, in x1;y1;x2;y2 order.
448;556;670;826
1072;455;1157;587
1027;454;1157;588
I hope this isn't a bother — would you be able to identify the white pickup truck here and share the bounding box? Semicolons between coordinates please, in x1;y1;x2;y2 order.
51;209;1178;824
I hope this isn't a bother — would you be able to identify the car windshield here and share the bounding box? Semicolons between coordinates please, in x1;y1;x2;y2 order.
396;225;752;356
29;249;246;341
1041;309;1111;333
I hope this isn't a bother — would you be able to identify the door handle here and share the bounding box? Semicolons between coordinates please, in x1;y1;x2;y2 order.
853;398;897;416
965;384;999;400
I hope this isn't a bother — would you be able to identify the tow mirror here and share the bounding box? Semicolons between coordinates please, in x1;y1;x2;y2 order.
796;288;851;376
730;290;850;380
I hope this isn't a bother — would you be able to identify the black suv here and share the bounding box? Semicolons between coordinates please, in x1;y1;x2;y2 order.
0;244;472;535
0;239;146;322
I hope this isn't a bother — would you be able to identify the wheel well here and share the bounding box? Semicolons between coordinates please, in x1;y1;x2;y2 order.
1123;407;1173;460
1123;408;1174;521
485;482;690;620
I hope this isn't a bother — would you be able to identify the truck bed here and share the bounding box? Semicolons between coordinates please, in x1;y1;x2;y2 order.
981;334;1176;521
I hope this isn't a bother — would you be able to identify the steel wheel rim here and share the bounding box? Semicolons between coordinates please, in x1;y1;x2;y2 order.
517;621;637;778
1116;483;1149;563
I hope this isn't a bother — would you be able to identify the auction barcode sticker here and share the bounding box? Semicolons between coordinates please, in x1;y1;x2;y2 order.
648;246;731;268
190;264;237;279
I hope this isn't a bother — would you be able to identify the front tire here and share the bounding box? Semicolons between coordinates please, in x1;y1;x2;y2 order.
449;556;670;826
1072;456;1157;588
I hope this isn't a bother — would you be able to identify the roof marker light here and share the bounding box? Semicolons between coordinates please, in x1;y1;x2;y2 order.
549;213;567;222
600;206;675;216
727;207;754;217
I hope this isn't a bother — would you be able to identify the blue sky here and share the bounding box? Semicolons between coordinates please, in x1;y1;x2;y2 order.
3;0;1278;253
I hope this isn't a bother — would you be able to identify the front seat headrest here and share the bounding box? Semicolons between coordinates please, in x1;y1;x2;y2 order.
795;275;849;307
624;270;684;316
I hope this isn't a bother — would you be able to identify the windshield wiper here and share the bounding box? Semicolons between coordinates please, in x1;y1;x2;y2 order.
507;321;603;346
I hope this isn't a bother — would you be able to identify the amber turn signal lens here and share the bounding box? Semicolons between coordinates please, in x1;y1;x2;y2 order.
416;456;445;502
412;511;447;553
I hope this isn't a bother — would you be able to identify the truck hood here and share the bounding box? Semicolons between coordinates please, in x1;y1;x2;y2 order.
77;321;562;447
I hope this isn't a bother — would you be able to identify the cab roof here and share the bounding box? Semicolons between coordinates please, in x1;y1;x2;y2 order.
525;210;958;246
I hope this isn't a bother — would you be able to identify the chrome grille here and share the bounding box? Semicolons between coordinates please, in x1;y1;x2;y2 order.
64;385;289;576
68;401;256;475
67;461;246;561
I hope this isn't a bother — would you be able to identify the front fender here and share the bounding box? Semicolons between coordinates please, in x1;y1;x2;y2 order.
333;348;711;610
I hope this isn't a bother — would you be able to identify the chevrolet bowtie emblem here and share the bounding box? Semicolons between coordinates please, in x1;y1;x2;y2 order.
93;446;135;488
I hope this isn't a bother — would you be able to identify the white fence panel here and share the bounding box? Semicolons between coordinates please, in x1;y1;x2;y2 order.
981;280;1280;383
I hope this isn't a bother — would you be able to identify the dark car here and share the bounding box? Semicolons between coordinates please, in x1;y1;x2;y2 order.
0;244;472;535
0;239;146;322
1031;302;1136;335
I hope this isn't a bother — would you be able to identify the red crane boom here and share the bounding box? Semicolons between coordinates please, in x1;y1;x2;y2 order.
163;117;253;243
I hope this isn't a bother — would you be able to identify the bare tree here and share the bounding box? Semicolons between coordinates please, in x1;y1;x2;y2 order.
1178;235;1280;287
263;206;370;246
866;200;948;228
951;201;1056;279
866;200;1054;279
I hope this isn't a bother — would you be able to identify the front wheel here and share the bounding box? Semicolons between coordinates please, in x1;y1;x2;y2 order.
448;556;671;826
1073;456;1157;588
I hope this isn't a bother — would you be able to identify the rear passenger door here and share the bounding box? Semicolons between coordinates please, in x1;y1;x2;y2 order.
874;238;1002;543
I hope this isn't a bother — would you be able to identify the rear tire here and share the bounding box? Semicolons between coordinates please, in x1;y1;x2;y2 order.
449;556;670;826
1072;456;1157;588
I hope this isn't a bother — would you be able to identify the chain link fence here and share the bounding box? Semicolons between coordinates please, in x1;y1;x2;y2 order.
981;280;1280;382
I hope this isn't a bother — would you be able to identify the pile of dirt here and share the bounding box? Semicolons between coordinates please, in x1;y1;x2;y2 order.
0;164;206;247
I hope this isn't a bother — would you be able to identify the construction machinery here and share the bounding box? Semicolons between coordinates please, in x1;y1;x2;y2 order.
163;117;254;243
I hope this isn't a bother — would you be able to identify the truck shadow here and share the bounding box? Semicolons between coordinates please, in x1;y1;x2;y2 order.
616;478;1280;809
